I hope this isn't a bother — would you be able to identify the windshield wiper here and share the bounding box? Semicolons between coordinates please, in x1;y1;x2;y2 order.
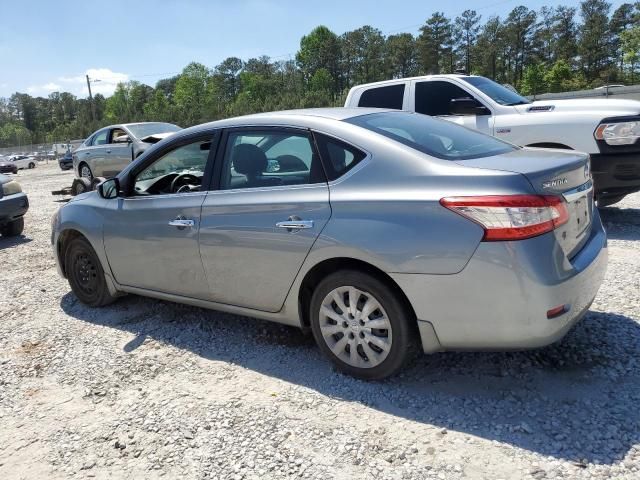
505;100;531;106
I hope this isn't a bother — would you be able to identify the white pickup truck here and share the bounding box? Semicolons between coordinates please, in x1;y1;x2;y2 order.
345;75;640;206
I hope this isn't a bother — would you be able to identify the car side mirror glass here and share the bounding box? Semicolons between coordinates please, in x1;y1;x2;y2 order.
450;97;490;116
98;178;119;199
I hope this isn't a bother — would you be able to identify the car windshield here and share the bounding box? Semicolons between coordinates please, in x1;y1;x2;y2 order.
461;76;531;106
126;123;181;139
346;111;517;160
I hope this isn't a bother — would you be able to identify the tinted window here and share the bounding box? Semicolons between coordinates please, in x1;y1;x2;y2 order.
358;84;405;109
461;76;530;106
346;112;516;160
221;131;324;190
415;81;472;116
314;134;366;181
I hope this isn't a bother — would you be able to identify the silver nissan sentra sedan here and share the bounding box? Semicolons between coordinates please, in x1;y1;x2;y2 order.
51;108;607;379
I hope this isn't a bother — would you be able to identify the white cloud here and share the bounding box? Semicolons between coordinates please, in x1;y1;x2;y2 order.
26;82;62;95
59;68;129;97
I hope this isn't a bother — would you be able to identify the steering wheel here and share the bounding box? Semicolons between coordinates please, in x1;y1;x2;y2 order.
170;173;200;193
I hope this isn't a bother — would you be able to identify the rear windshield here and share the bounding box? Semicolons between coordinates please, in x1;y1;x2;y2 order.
345;111;516;160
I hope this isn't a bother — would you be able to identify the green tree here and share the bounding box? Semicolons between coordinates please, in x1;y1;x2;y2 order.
455;10;481;73
520;62;546;96
417;12;453;74
296;26;341;94
173;62;210;126
621;26;640;82
385;33;418;78
579;0;613;83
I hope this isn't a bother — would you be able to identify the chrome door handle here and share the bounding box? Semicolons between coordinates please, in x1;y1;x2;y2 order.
276;219;314;230
168;216;195;229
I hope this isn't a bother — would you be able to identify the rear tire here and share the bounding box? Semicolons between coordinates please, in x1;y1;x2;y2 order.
28;162;35;169
64;236;117;307
310;270;417;380
0;217;24;237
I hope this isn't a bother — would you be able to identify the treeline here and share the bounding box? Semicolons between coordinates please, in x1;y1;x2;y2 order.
1;0;640;148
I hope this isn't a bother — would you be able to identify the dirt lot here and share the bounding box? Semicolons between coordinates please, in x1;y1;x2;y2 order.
1;162;639;480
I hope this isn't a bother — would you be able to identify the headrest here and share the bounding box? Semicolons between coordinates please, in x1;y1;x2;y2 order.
231;144;268;176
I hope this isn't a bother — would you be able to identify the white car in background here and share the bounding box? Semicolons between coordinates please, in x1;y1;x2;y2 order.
346;74;640;206
8;155;37;170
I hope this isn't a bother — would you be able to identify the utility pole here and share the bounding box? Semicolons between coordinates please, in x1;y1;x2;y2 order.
86;74;96;122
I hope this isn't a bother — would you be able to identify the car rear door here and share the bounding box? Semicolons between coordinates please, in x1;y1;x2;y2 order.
198;127;331;312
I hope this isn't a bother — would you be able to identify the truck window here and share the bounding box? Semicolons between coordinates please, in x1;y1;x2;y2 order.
415;81;472;116
358;84;405;109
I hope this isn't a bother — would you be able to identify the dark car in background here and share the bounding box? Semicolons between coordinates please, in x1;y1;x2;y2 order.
0;174;28;236
0;156;18;174
59;151;73;170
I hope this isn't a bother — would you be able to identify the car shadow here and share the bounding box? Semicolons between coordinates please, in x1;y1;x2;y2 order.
600;206;640;240
0;235;32;249
60;292;640;465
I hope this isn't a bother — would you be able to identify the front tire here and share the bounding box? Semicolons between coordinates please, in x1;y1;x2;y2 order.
0;217;24;237
28;162;35;169
310;270;417;380
79;163;93;181
64;237;117;307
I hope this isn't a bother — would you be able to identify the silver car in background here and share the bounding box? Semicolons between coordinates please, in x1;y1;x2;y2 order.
73;122;181;180
52;108;607;379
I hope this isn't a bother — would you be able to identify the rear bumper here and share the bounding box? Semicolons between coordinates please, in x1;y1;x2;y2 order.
391;210;608;352
0;193;29;225
590;153;640;197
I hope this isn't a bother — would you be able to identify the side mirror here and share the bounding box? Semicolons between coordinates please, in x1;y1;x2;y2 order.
449;97;490;116
113;134;131;144
98;178;120;199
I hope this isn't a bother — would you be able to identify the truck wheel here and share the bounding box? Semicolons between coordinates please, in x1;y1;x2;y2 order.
71;177;92;196
0;217;24;237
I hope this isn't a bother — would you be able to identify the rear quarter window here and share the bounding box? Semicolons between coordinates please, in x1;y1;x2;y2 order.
358;84;405;109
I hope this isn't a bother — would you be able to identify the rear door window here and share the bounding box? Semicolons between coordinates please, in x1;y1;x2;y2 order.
358;84;405;109
415;81;473;116
314;133;367;180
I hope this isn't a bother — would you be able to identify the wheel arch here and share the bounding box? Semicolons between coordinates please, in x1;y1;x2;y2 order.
297;257;419;337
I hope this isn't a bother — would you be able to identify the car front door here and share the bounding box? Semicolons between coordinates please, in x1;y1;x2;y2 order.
198;127;331;312
413;80;494;135
102;127;133;177
80;128;109;177
102;133;216;298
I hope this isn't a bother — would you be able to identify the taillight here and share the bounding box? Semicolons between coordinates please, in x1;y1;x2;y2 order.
440;195;569;241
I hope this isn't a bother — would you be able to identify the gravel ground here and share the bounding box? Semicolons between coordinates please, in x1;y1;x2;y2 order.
1;162;639;480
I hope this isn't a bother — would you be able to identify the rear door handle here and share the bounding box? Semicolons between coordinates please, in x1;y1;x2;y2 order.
276;219;314;230
168;216;195;229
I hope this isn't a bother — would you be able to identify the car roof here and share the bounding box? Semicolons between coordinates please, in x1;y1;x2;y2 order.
179;107;397;135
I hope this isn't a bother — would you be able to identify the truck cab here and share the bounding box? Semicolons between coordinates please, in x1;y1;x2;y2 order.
345;75;640;206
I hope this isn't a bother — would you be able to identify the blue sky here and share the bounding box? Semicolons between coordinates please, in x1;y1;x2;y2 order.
0;0;627;98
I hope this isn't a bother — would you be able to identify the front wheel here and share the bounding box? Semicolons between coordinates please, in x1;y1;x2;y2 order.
28;162;35;169
0;217;24;237
310;270;417;380
80;163;93;181
64;236;117;307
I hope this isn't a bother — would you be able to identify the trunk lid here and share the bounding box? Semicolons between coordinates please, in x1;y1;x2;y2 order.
456;147;594;258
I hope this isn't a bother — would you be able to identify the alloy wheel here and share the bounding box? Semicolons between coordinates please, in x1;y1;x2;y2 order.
318;286;393;369
81;165;92;180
